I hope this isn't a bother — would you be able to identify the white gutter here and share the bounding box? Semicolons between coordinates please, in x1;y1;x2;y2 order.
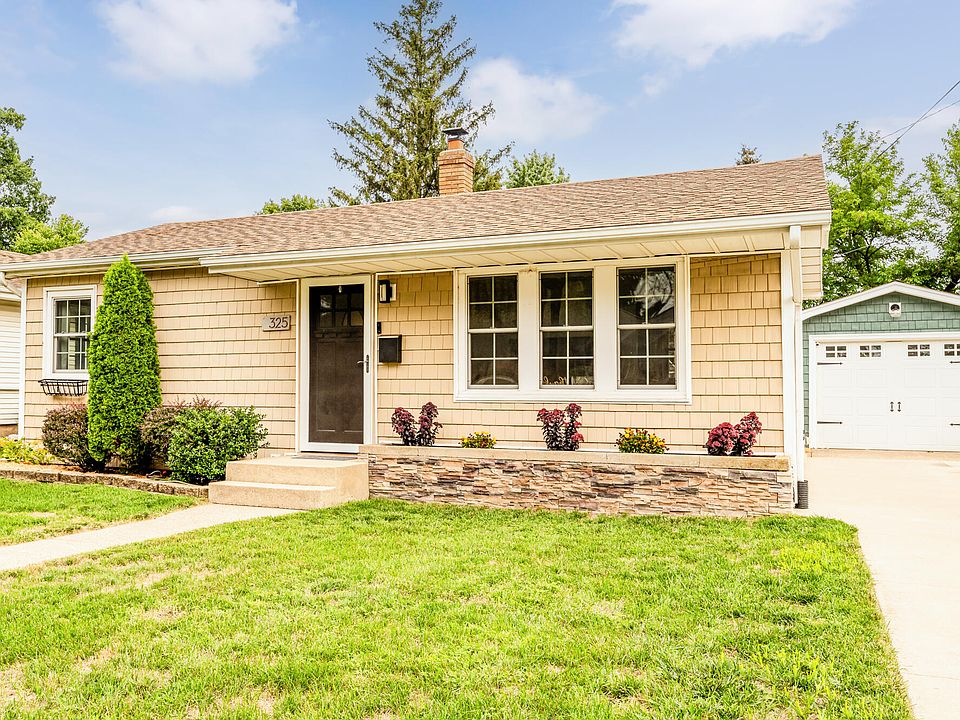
0;246;230;279
201;210;833;272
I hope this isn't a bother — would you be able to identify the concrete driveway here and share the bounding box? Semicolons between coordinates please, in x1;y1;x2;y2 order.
806;450;960;720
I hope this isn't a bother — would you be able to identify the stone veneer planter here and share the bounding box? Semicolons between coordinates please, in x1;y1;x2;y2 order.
359;445;793;517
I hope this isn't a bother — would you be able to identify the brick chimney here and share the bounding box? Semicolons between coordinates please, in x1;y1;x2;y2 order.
438;127;474;195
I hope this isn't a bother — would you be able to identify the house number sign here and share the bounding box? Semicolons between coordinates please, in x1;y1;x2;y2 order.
261;314;292;332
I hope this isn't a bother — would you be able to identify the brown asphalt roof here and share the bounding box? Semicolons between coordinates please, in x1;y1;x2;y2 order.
6;155;829;265
0;251;27;262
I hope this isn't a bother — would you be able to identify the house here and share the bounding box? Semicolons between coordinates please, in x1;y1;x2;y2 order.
0;251;24;436
0;132;832;515
803;281;960;452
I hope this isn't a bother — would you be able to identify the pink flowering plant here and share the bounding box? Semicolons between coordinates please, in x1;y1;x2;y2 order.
705;412;763;456
537;403;584;451
391;402;442;446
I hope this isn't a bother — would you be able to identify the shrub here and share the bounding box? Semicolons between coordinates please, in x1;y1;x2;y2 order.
166;406;268;485
460;431;496;449
87;256;162;469
391;402;442;446
41;404;105;471
616;428;667;454
537;403;584;451
140;397;221;466
0;437;53;465
706;412;763;456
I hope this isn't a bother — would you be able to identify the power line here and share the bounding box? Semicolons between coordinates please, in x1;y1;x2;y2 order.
879;97;960;142
877;78;960;157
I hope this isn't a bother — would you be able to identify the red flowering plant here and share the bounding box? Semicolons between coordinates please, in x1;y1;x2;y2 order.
391;402;442;446
537;403;584;451
705;412;763;456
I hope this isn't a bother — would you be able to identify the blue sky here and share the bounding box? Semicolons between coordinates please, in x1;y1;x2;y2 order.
2;0;958;241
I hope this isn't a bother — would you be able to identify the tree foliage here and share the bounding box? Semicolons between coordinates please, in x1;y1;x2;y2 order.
0;107;54;249
735;145;761;165
916;123;960;292
328;0;509;204
87;256;162;468
505;150;570;188
10;213;87;254
821;122;927;301
257;194;328;215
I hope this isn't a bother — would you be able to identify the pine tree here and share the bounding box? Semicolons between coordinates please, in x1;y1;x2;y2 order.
329;0;509;204
735;144;761;165
87;256;162;468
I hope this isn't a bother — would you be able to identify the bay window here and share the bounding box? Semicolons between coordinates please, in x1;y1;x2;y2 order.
455;259;689;403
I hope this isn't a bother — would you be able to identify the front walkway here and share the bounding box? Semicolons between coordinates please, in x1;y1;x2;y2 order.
0;503;296;572
807;450;960;720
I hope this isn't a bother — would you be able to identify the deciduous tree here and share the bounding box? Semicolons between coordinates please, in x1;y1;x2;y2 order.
505;150;570;188
0;107;54;249
821;122;926;300
915;122;960;292
735;144;761;165
257;194;327;214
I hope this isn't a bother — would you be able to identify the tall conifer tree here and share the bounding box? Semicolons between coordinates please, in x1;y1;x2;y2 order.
87;256;162;468
329;0;509;204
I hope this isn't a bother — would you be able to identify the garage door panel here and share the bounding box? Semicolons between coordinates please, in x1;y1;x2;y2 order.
813;338;960;451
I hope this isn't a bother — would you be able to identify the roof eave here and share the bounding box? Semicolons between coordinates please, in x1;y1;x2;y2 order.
202;209;832;272
0;247;230;279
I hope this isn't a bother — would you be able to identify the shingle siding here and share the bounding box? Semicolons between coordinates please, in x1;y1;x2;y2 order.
802;291;960;436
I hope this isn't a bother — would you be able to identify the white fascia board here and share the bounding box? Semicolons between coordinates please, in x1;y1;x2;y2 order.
201;210;833;272
802;281;960;321
0;247;230;279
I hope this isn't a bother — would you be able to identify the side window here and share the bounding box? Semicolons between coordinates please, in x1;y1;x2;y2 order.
824;345;846;359
46;289;96;376
859;344;881;358
907;343;930;357
467;275;519;387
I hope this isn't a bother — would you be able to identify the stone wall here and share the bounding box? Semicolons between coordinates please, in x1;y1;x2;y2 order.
360;445;794;518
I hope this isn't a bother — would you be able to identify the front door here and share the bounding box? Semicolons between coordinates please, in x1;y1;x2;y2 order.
308;283;366;446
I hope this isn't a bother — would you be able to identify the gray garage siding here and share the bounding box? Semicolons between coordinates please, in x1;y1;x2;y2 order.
803;291;960;438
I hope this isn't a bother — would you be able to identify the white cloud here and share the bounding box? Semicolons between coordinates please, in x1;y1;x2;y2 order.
468;58;607;144
614;0;856;93
150;205;205;223
99;0;298;83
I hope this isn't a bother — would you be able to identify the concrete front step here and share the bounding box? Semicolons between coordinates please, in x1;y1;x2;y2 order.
208;481;345;511
208;454;369;510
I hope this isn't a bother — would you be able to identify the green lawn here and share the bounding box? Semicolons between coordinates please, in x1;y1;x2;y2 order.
0;478;196;545
0;501;910;719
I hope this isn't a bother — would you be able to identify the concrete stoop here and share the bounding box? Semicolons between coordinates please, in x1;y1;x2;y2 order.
208;455;369;510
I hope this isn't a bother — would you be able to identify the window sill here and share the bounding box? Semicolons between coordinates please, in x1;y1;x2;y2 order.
454;387;692;405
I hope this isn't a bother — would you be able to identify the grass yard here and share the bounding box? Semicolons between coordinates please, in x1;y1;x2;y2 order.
0;500;910;719
0;478;196;545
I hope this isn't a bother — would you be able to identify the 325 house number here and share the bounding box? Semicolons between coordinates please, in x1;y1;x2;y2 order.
261;314;292;332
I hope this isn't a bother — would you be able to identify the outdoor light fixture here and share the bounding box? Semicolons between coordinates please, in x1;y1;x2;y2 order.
378;279;396;303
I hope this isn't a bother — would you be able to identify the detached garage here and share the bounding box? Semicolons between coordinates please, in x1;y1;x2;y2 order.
804;282;960;451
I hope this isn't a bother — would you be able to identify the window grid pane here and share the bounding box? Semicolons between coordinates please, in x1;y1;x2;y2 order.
52;297;92;372
468;275;518;387
540;271;594;386
618;267;676;387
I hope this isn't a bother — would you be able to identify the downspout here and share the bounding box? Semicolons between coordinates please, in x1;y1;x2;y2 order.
788;226;805;488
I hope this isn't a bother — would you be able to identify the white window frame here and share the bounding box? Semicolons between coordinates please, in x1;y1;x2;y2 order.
42;286;97;380
453;257;691;404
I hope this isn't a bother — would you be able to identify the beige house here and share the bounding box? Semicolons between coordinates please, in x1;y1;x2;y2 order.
0;134;831;510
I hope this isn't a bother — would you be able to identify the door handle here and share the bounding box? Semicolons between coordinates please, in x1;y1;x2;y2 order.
890;402;894;412
898;401;901;413
356;354;370;373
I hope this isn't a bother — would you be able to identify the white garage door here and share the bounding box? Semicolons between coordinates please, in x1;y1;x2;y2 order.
813;339;960;451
